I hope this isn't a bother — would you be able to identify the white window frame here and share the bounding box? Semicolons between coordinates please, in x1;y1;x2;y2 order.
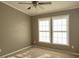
38;15;69;46
38;17;51;43
52;15;69;46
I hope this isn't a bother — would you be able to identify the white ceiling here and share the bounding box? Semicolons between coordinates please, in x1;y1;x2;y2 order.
2;1;79;16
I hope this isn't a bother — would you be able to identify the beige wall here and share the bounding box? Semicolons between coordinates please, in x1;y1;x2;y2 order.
0;1;79;56
31;8;79;53
0;2;31;56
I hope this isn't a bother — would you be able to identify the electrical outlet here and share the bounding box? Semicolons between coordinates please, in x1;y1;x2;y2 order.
71;45;74;49
0;49;1;52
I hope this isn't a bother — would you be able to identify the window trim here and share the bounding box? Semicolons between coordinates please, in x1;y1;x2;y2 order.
52;15;69;46
38;15;70;46
38;17;51;43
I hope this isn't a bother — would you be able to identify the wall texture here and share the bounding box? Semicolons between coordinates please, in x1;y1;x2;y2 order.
31;8;79;53
0;2;31;56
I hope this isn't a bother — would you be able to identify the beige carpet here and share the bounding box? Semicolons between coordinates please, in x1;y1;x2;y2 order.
7;47;79;58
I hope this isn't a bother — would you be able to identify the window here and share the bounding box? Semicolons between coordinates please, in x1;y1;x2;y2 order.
38;15;69;46
52;15;69;45
38;18;50;43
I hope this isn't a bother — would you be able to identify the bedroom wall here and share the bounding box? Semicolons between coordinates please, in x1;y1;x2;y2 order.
0;2;31;56
31;8;79;53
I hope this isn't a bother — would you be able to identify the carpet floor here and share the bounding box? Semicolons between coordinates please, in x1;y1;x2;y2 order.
7;47;79;58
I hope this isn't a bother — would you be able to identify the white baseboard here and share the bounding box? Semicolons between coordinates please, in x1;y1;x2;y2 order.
1;45;79;58
1;46;32;58
36;46;79;56
70;52;79;56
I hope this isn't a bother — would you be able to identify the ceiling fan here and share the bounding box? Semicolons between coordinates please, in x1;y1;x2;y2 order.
18;1;52;10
